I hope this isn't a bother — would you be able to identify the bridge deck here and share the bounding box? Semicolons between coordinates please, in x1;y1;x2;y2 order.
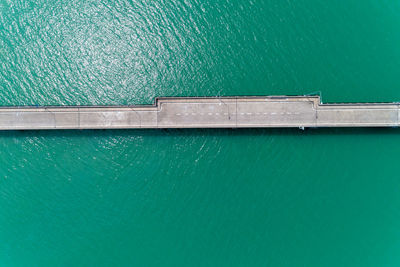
0;96;398;130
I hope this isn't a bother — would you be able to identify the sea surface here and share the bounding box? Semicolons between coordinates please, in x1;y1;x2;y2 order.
1;1;400;266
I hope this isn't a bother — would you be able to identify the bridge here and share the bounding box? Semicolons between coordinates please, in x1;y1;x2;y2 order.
0;96;398;130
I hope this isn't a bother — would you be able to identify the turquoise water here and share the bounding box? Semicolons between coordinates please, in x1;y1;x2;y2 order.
1;1;400;266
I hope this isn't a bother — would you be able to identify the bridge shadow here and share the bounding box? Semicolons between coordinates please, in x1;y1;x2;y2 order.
0;127;399;139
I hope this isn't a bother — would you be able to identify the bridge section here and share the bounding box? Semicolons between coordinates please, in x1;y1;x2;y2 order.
0;96;398;130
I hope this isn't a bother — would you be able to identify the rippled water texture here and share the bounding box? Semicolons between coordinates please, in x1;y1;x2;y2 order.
1;1;400;266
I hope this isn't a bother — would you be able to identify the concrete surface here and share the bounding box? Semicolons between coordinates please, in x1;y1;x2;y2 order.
0;96;399;130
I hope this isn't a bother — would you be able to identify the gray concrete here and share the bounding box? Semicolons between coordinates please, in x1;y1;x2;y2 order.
0;96;399;130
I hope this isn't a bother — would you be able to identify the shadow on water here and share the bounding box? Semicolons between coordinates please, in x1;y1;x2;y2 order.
0;127;399;139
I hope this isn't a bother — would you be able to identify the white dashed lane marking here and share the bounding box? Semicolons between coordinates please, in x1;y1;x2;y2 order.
175;112;301;116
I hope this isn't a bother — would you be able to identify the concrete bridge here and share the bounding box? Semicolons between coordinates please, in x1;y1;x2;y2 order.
0;96;399;130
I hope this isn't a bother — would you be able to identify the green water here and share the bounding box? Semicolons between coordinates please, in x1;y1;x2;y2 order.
1;1;400;266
